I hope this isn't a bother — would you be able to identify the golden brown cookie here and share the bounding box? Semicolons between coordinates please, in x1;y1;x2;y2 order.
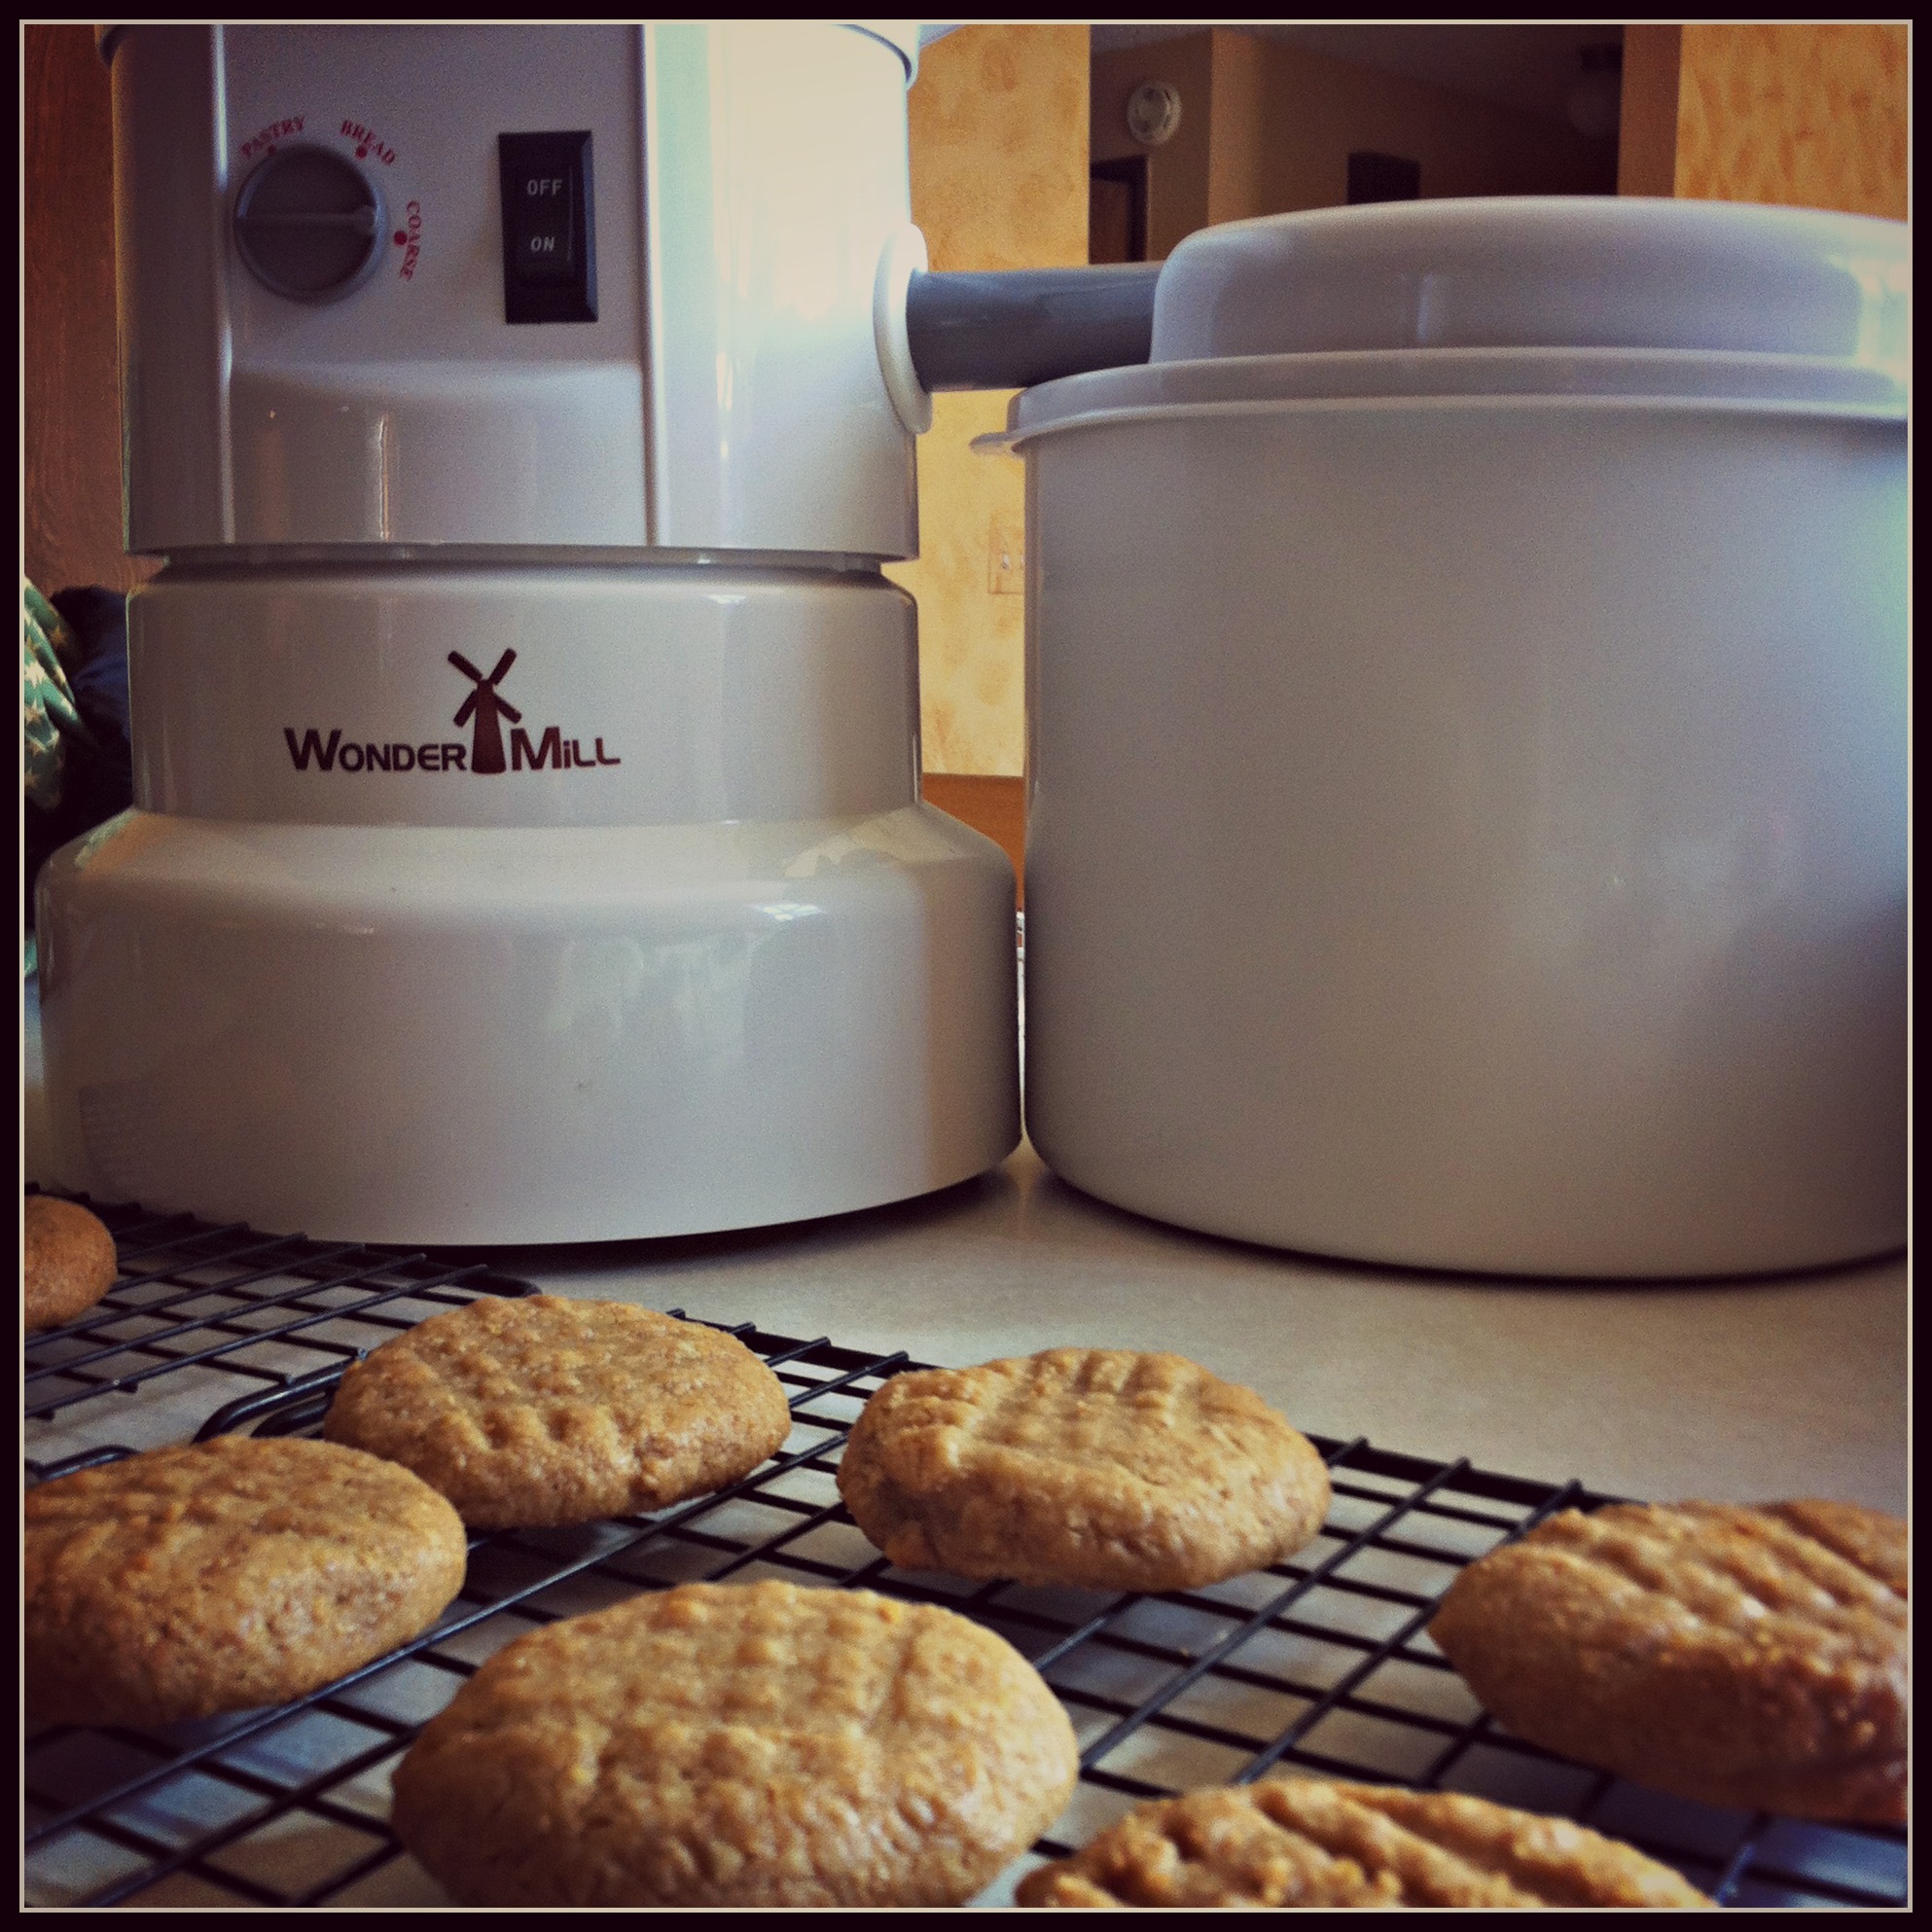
322;1296;792;1529
836;1349;1330;1592
1428;1500;1907;1825
391;1580;1080;1907
1016;1777;1712;1908
26;1436;468;1727
24;1194;119;1333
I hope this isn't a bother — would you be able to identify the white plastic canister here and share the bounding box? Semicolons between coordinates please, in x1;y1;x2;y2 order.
1007;199;1906;1277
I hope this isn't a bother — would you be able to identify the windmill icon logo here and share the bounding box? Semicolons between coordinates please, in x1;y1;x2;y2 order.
448;650;520;774
280;648;621;777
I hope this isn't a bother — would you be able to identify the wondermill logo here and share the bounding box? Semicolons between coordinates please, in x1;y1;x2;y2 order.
283;651;622;775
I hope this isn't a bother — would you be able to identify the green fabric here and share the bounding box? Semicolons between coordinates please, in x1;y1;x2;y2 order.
24;583;86;811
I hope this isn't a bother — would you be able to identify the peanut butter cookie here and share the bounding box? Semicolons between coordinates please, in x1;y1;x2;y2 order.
24;1194;118;1333
1428;1501;1907;1824
323;1296;791;1529
1017;1777;1711;1908
837;1349;1330;1592
26;1436;467;1727
391;1580;1080;1906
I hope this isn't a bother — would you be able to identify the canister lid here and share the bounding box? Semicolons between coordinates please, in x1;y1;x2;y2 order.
1155;197;1906;363
1004;197;1907;440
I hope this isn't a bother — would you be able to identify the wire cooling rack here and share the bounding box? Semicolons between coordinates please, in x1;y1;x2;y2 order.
23;1193;534;1478
23;1202;1908;1911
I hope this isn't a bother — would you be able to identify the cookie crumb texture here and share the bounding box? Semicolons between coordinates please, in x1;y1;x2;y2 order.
25;1194;119;1332
323;1297;792;1528
1429;1501;1908;1825
838;1349;1331;1591
392;1581;1080;1907
1017;1779;1711;1908
25;1437;468;1727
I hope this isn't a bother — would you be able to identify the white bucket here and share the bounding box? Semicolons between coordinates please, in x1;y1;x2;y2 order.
1004;199;1906;1276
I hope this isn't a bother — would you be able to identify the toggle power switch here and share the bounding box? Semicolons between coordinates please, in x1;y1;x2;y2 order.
497;130;597;324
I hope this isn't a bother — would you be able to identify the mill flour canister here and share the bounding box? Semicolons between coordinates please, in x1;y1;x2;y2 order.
1007;198;1906;1277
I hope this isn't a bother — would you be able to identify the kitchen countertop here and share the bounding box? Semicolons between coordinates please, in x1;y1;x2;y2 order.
496;1137;1906;1515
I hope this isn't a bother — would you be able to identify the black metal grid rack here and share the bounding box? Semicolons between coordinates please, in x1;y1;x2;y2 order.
24;1194;534;1479
24;1203;1907;1910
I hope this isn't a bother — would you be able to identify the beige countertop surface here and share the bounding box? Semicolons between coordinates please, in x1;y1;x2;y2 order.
502;1137;1908;1516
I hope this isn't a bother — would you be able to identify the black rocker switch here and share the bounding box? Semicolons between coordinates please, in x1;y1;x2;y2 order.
498;131;596;323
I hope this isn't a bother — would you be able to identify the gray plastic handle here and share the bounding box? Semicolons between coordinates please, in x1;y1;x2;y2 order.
905;265;1162;391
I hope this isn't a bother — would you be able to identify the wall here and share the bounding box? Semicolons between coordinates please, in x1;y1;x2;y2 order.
24;26;153;596
1204;30;1269;230
1244;35;1615;216
1674;23;1908;219
1616;24;1682;197
890;24;1089;779
1090;30;1216;257
1091;28;1614;254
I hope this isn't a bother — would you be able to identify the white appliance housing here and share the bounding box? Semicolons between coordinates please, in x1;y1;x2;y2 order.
38;22;1020;1243
1009;199;1907;1277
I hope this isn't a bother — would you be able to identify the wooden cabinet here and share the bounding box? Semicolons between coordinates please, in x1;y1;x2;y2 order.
23;26;151;596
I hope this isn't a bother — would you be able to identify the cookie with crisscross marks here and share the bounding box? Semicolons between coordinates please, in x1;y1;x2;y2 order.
1017;1776;1711;1908
836;1348;1330;1592
1428;1501;1906;1824
324;1296;791;1528
391;1580;1080;1906
26;1436;467;1727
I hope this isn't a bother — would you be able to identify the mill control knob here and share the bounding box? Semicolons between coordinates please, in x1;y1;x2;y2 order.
233;144;385;302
